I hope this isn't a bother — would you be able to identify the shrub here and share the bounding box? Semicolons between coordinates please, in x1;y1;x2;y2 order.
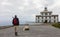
52;23;60;28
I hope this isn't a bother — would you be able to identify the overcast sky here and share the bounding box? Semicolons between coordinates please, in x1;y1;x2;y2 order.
0;0;60;26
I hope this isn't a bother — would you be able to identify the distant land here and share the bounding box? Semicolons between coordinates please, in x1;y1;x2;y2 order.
0;21;35;26
0;21;25;26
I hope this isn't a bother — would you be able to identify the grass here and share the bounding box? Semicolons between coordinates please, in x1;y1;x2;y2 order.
52;23;60;28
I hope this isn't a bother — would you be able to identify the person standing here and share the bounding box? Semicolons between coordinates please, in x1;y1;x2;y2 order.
12;15;19;36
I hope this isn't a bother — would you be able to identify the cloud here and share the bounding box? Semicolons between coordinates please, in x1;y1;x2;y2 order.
18;6;24;11
49;0;60;9
1;2;13;6
0;0;60;25
1;0;13;6
40;0;54;7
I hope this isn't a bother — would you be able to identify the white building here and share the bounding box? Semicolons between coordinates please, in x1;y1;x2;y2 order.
36;7;58;23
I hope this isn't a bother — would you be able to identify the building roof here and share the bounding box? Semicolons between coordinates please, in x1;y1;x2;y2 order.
40;11;52;13
36;15;58;17
52;15;58;16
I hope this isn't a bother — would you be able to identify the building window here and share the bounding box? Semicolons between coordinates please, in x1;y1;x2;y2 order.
38;20;39;23
49;20;51;23
49;17;51;19
42;20;43;22
49;13;51;15
54;16;55;19
42;13;43;16
45;17;47;19
38;17;39;19
54;20;55;23
45;13;47;15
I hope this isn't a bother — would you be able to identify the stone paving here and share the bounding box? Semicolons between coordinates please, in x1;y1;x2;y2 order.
0;25;60;37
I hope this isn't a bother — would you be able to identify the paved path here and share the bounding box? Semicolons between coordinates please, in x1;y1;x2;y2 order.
0;25;60;37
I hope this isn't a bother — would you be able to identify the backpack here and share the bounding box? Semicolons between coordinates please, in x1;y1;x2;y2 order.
13;18;18;24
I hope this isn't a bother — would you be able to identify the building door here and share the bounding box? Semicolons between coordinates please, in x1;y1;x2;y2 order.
44;20;47;23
